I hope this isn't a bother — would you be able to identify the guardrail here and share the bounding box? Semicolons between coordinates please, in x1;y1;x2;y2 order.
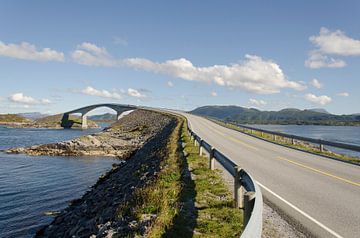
186;122;263;238
210;119;360;154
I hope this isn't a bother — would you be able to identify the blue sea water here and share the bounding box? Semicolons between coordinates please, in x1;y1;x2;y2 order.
0;124;118;238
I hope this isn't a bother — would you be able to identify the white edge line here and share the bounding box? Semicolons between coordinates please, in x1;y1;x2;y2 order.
256;181;343;238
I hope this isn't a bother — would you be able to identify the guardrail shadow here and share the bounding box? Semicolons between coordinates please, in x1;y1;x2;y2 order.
163;134;198;237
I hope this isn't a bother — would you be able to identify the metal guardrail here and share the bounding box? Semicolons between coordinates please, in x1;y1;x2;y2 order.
186;122;263;238
212;119;360;154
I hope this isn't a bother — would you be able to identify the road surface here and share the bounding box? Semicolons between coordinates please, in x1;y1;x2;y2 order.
181;112;360;238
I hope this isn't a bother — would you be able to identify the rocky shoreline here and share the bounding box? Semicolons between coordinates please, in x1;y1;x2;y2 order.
31;110;177;237
6;110;169;158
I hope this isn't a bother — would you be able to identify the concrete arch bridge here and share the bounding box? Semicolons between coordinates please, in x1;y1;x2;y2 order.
61;103;136;129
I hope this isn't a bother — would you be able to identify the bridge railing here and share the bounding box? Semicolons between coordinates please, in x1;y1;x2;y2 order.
208;118;360;156
186;121;263;238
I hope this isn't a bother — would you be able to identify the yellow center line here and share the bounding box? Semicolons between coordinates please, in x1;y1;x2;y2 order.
277;156;360;188
199;120;259;151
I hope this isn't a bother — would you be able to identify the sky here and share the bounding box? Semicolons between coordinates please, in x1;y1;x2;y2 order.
0;1;359;115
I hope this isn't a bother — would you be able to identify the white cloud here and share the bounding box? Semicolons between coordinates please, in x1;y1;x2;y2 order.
8;93;51;105
71;42;118;67
310;27;360;56
80;86;122;100
167;81;174;87
304;93;332;105
305;27;360;68
0;41;64;62
127;88;145;98
249;98;267;107
337;92;350;97
211;91;217;97
305;51;346;69
71;42;305;94
310;78;323;89
124;55;306;94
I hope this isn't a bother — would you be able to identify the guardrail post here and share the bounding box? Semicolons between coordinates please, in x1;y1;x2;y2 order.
234;166;243;208
243;191;255;227
292;138;295;145
320;143;324;152
194;137;198;146
199;140;204;156
209;147;215;170
274;135;277;141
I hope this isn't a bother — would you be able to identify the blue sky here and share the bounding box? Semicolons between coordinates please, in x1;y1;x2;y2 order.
0;1;359;115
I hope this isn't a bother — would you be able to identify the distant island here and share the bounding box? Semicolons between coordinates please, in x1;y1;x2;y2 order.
0;113;98;129
191;105;360;126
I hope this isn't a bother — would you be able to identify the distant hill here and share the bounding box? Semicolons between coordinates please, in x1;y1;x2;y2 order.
0;114;32;124
35;114;98;128
308;108;330;114
88;113;116;122
17;112;48;120
191;105;360;126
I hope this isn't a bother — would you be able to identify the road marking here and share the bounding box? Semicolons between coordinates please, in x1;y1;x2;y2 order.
198;120;259;151
277;157;360;188
257;181;344;238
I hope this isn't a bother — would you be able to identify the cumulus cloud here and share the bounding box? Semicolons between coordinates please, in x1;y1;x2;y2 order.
0;41;64;62
310;27;360;56
337;92;350;97
305;51;346;69
77;86;147;100
80;86;123;100
210;91;217;97
127;88;146;98
71;42;305;94
8;93;51;105
167;81;174;87
304;93;332;105
249;98;267;107
310;78;323;89
71;42;118;67
305;27;360;68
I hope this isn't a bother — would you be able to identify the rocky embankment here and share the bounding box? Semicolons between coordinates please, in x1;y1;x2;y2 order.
31;110;177;237
7;110;170;158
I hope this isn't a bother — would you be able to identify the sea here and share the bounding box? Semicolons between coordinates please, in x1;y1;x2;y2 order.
0;123;119;238
249;124;360;158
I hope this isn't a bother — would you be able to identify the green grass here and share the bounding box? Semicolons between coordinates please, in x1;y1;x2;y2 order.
170;123;243;237
212;119;360;164
114;116;243;237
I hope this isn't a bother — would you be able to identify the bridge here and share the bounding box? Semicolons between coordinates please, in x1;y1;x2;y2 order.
60;103;136;129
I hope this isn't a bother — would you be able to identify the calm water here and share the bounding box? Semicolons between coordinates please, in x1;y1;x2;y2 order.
0;123;119;238
249;124;360;158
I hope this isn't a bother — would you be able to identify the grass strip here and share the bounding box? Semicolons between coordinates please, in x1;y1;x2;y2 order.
116;116;243;237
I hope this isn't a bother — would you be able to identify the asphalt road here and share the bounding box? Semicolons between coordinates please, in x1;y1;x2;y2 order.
180;112;360;238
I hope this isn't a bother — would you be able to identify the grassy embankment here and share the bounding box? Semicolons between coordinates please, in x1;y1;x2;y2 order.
212;119;360;164
116;117;243;237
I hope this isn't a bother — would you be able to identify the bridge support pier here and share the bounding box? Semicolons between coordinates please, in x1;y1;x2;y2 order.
81;114;88;129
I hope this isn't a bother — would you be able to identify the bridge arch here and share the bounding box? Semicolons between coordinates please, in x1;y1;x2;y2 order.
61;103;136;129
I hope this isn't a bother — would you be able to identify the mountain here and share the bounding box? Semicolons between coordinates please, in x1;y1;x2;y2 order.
17;112;48;120
88;113;116;121
191;105;360;126
308;108;330;114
